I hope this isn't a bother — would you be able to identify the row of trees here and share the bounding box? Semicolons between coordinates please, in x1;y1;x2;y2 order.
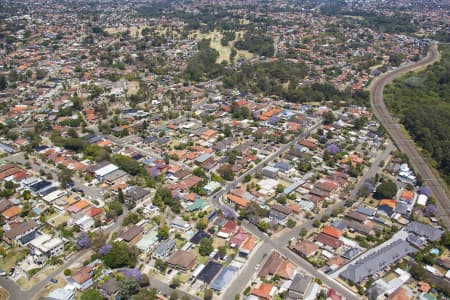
384;45;450;184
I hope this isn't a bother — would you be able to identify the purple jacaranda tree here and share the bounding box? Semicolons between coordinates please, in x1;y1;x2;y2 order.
76;232;90;250
424;204;437;217
326;144;341;155
99;243;112;255
418;186;432;197
121;268;142;282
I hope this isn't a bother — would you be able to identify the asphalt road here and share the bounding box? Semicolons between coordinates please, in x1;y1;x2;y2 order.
205;120;361;300
222;130;396;300
0;249;89;300
369;43;450;228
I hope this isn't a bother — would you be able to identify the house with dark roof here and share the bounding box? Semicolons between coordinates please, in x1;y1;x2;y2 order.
405;221;443;242
342;219;374;235
190;230;211;244
125;186;150;206
258;251;282;279
340;240;417;283
196;261;222;284
120;225;143;245
269;204;291;226
288;273;313;299
99;278;119;299
3;220;39;246
345;211;367;223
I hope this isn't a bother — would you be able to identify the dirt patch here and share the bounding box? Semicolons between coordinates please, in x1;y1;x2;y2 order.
0;288;9;300
17;265;58;289
127;81;140;96
32;275;67;300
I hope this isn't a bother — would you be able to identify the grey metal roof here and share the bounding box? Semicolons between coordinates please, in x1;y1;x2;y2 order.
210;266;238;291
340;240;417;283
289;273;313;294
405;221;443;242
356;206;376;217
153;239;176;258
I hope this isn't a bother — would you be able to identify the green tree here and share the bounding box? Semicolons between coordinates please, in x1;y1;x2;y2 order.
58;168;73;188
217;164;234;181
375;180;398;199
287;219;296;228
132;288;157;300
204;289;213;300
101;242;136;268
199;238;214;256
322;111;336;125
0;75;6;90
118;277;140;299
158;224;169;240
81;289;104;300
155;259;168;273
170;277;181;288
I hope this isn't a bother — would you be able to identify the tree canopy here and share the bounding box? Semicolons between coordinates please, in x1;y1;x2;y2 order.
385;45;450;184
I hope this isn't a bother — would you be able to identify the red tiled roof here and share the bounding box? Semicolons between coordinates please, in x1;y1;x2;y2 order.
322;225;343;239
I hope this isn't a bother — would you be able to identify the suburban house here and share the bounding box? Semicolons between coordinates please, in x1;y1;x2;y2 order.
288;273;314;299
28;233;64;263
98;278;119;299
3;220;39;246
125;186;150;206
152;239;176;259
269;204;291;226
167;250;197;271
70;266;94;290
291;239;319;258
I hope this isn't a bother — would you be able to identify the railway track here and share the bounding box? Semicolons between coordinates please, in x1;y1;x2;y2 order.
370;43;450;228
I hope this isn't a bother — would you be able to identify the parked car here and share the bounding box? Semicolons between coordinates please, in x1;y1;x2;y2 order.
8;267;15;276
50;278;58;283
0;269;6;276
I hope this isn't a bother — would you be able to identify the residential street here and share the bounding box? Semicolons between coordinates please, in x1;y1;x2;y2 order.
221;136;396;300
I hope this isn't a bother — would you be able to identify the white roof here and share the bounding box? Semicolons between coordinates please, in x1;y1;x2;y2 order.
94;164;119;177
204;181;221;191
417;194;428;206
43;190;66;203
29;234;63;252
192;264;205;278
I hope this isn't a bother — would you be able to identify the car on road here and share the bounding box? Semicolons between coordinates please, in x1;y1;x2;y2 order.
8;267;15;276
255;264;260;269
0;269;6;276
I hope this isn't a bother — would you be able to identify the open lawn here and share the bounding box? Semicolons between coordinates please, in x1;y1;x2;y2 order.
105;26;143;38
190;30;253;63
127;81;140;96
191;247;208;265
47;213;70;227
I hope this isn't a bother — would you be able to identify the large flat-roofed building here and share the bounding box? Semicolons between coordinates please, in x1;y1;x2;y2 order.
29;233;64;263
340;240;417;283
